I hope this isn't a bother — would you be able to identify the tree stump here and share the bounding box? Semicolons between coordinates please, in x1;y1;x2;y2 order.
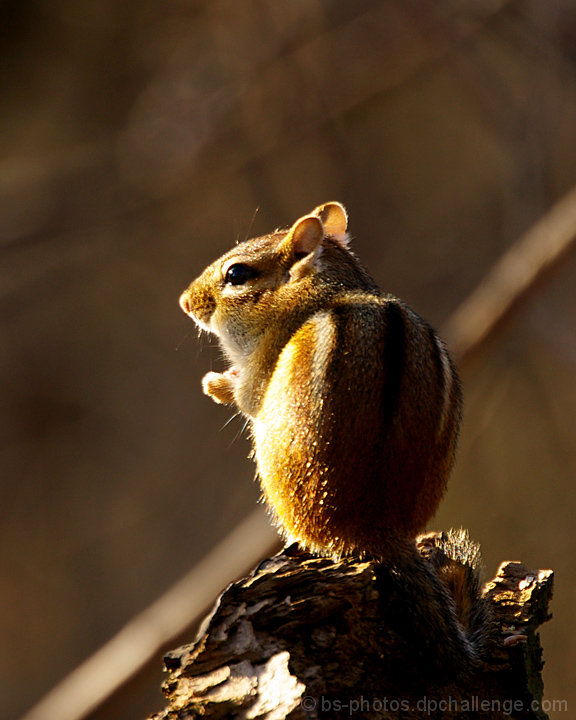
150;531;553;720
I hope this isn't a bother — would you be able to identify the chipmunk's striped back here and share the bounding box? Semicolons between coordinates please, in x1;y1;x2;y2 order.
253;293;461;558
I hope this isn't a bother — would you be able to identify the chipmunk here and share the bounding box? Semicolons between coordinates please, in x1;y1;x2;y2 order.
179;202;461;559
180;203;488;669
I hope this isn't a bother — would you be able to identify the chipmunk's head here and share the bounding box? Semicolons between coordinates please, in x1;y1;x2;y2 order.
179;202;349;362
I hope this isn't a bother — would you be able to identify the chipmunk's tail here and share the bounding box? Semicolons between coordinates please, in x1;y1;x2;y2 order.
417;528;494;661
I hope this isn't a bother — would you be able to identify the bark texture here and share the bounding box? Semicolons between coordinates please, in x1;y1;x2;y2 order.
150;532;553;720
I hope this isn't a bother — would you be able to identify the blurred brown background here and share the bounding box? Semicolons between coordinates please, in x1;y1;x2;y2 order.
1;1;575;718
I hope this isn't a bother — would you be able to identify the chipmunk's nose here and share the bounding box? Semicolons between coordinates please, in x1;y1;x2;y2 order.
179;290;192;315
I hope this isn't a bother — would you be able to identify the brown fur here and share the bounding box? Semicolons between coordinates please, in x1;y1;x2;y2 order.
179;202;462;560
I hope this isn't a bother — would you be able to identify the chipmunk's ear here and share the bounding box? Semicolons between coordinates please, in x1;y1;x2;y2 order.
312;201;349;247
282;215;324;280
284;215;324;256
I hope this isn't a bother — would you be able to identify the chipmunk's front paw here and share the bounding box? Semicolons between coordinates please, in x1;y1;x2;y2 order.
202;368;239;405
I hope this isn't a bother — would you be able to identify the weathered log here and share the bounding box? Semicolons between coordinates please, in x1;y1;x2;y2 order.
150;532;553;720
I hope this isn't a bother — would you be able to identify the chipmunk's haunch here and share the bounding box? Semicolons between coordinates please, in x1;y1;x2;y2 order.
179;202;462;560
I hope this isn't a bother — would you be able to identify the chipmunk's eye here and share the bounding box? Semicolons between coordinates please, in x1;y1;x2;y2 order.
224;263;258;286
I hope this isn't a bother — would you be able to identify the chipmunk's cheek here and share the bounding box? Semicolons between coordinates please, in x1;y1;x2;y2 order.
210;312;229;340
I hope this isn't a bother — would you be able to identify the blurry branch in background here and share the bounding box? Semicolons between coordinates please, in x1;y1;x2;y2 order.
20;184;576;720
20;509;281;720
443;183;576;364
